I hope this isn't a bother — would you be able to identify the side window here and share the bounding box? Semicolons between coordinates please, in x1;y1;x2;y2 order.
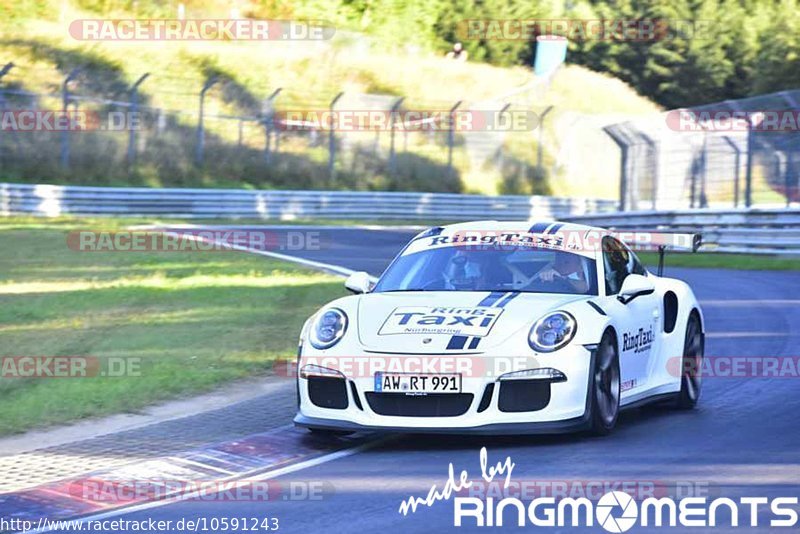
602;237;631;295
628;248;647;276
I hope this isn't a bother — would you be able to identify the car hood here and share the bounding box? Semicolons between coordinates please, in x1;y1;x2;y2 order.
356;291;586;353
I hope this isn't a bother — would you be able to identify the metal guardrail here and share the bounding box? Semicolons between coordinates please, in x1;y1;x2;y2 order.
567;208;800;254
0;183;615;221
2;183;798;254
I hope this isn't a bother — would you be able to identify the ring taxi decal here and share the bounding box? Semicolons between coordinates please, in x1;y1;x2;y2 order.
378;306;504;337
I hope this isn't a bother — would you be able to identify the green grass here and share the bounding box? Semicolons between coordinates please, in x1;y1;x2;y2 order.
0;217;345;435
639;251;800;271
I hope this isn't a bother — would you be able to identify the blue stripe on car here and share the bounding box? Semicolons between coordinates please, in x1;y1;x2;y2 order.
496;291;520;308
528;222;551;234
478;291;505;307
450;291;518;350
446;335;468;350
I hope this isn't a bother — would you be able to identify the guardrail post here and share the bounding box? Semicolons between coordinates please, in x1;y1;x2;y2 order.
263;88;281;163
195;76;219;166
447;100;462;180
328;92;344;182
388;96;405;176
127;73;149;169
61;69;80;170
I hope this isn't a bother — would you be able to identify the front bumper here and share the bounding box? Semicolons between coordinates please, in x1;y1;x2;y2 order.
294;344;596;435
293;412;590;435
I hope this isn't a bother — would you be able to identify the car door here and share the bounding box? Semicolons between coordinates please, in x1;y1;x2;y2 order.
600;236;661;393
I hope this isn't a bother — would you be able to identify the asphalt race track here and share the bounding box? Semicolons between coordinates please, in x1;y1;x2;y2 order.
36;227;800;533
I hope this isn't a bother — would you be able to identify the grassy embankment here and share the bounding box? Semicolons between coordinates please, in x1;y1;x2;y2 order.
0;217;345;435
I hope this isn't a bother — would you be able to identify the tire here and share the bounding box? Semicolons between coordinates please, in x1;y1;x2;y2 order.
674;313;703;409
589;331;621;435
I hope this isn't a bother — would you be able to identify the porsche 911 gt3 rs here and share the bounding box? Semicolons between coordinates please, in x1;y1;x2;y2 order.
293;221;705;435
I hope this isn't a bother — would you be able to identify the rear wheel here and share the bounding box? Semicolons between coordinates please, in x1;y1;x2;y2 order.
589;331;620;435
675;313;703;409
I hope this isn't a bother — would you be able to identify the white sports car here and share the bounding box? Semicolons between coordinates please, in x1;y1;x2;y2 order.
293;221;704;435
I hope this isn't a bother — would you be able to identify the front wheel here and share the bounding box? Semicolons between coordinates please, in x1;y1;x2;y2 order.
589;331;620;435
674;313;703;409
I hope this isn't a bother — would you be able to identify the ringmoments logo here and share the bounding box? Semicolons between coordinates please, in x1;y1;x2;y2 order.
397;448;800;530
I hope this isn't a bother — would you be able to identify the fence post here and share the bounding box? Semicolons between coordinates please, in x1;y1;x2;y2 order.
388;96;405;176
127;73;149;169
195;76;218;166
699;135;709;208
0;63;13;169
634;131;658;210
61;69;80;170
537;105;553;174
263;88;281;163
447;100;462;180
777;151;790;207
496;104;511;172
744;116;754;207
722;136;741;208
328;92;344;182
603;125;629;211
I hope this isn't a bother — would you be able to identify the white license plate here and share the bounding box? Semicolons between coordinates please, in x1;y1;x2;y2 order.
374;373;462;394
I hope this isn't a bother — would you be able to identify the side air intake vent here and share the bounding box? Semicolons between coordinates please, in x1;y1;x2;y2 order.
664;291;678;333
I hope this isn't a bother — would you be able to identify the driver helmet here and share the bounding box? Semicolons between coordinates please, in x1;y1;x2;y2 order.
445;251;484;290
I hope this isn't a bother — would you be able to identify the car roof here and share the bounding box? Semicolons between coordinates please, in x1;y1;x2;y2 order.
405;220;613;259
431;220;607;238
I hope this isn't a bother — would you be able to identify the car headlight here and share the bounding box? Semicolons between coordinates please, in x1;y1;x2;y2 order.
528;311;576;352
309;308;348;349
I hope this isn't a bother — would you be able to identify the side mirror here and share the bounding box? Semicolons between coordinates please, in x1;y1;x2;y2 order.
617;274;655;304
345;271;372;294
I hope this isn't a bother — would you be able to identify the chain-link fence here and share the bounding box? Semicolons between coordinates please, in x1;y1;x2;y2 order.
605;89;800;211
0;63;554;195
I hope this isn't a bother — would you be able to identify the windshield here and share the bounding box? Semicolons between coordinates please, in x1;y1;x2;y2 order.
374;245;598;296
